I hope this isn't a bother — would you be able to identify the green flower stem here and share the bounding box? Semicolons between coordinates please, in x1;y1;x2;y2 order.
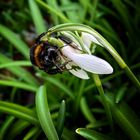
124;66;140;89
85;62;140;92
48;23;140;89
93;74;113;129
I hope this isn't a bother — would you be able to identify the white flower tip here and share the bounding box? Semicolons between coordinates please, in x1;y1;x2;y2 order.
103;63;113;74
81;32;103;47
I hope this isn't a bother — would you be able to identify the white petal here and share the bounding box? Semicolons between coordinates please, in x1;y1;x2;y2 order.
81;32;103;47
60;31;82;50
66;63;89;79
62;46;113;74
69;69;89;79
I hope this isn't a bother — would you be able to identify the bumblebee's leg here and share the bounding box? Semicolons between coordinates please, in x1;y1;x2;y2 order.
47;68;61;74
58;35;73;44
46;60;73;74
58;35;83;51
51;59;64;72
57;60;73;71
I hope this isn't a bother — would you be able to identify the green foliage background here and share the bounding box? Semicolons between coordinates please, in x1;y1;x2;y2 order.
0;0;140;140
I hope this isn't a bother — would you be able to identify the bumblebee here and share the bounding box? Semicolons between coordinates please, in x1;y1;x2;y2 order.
30;32;72;74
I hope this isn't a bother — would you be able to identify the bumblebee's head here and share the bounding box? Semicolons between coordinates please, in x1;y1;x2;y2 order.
35;32;46;44
30;32;63;73
30;32;48;68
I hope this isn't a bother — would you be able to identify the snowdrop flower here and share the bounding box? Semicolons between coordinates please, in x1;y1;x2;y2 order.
30;28;113;79
60;32;113;79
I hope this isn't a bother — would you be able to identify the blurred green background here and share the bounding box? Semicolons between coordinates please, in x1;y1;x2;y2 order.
0;0;140;140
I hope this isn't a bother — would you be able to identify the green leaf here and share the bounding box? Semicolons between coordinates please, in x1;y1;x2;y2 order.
56;100;66;138
87;120;109;129
7;120;30;140
0;61;31;69
0;116;15;140
39;76;74;99
106;94;140;140
60;0;81;22
115;86;127;103
36;0;70;22
0;80;37;92
76;128;114;140
29;0;46;34
36;85;59;140
0;54;38;86
0;24;29;59
74;80;85;116
23;127;40;140
80;97;96;123
0;101;38;125
46;0;60;24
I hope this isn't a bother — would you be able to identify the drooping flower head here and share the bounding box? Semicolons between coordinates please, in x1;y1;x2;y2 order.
30;24;113;79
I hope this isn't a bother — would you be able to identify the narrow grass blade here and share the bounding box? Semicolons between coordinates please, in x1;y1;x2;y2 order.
23;127;40;140
38;76;74;99
0;24;29;59
56;100;66;138
0;61;31;69
74;80;85;116
89;0;98;21
62;128;77;140
87;120;109;129
0;80;37;92
60;0;81;22
110;0;131;30
0;101;38;125
46;0;59;24
115;86;127;103
36;0;70;22
98;3;119;19
29;0;46;34
7;120;30;140
0;54;38;86
80;97;96;123
0;116;15;140
36;85;59;140
106;94;140;140
76;128;114;140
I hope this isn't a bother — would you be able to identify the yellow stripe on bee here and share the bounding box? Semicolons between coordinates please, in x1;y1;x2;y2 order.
34;45;42;68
